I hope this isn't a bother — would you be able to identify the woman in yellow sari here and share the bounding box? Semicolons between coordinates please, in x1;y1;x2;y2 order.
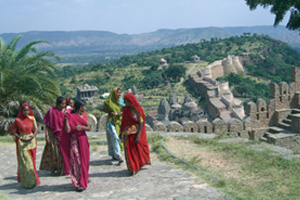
103;87;125;162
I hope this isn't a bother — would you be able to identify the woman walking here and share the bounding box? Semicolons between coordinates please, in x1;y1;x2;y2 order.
66;99;90;191
40;96;71;175
9;103;41;189
120;93;151;176
103;87;124;162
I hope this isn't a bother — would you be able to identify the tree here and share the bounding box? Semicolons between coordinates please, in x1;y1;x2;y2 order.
0;36;61;116
141;72;163;89
245;0;300;31
163;65;187;82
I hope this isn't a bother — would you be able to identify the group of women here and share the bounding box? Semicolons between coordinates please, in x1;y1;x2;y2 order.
9;87;151;190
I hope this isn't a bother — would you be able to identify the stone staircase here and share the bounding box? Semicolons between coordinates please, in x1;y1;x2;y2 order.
260;109;300;145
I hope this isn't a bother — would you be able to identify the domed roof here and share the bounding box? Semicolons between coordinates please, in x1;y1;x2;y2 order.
182;101;198;111
171;103;181;109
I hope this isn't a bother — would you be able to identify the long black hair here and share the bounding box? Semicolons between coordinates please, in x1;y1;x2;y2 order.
72;99;87;113
56;96;65;106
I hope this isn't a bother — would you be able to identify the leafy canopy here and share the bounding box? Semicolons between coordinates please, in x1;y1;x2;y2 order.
0;35;61;116
245;0;300;31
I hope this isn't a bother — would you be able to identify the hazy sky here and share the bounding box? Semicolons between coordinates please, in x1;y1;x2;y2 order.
0;0;289;34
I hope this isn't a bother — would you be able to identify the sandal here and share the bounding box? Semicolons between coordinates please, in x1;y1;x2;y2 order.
75;187;85;192
129;171;136;176
118;158;124;164
112;156;118;161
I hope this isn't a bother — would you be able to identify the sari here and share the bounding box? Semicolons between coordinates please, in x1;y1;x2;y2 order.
121;93;151;174
104;87;124;160
9;103;41;189
40;106;70;175
68;112;90;190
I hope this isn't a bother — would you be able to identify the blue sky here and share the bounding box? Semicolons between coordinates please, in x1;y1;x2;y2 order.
0;0;289;34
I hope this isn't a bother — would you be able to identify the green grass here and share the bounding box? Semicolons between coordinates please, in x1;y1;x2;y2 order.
147;134;300;200
0;135;14;143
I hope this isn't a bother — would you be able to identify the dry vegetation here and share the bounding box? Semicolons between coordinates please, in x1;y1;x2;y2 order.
148;134;300;200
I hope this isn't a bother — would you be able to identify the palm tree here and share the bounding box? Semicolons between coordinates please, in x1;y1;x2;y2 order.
0;35;61;118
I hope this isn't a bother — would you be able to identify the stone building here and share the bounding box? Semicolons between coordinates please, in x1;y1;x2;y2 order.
191;55;201;63
76;84;99;100
157;98;170;121
158;58;169;70
156;94;208;127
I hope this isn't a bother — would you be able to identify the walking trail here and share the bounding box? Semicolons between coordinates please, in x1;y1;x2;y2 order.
0;137;231;200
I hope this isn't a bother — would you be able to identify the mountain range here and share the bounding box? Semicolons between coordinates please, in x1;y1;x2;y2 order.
1;25;298;64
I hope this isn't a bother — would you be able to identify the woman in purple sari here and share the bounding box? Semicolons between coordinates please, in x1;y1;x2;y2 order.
66;99;91;191
40;96;71;176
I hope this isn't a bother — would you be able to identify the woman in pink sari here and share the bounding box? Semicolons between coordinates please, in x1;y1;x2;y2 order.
66;99;91;191
9;103;41;189
40;96;71;176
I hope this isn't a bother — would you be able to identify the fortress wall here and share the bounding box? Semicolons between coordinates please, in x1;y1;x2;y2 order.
210;64;224;80
270;82;295;111
188;74;213;99
246;74;300;129
232;56;244;72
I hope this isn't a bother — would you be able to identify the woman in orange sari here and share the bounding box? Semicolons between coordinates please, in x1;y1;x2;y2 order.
120;93;151;176
9;103;41;189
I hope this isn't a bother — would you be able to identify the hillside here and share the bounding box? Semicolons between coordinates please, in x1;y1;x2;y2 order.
57;34;300;111
0;26;298;65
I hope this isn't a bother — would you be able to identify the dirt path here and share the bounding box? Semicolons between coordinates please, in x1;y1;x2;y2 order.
0;141;231;200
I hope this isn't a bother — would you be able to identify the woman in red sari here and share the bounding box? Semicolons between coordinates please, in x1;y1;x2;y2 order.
40;96;71;176
66;99;91;191
9;103;41;189
66;97;74;113
120;93;151;176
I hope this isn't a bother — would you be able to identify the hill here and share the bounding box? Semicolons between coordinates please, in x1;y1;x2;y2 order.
0;26;298;65
56;34;300;111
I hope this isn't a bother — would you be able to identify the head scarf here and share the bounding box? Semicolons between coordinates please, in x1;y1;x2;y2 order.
124;93;145;121
121;93;145;132
104;87;122;123
17;103;35;119
66;97;71;106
